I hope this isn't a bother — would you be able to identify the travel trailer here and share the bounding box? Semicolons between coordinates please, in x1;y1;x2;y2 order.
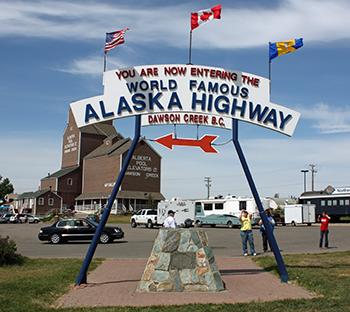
284;204;316;226
157;198;204;227
157;196;277;227
198;195;277;220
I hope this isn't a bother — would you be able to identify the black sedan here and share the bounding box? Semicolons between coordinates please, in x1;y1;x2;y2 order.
38;218;124;244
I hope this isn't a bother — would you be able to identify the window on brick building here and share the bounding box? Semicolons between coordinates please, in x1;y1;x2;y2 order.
67;178;73;186
48;198;54;206
38;198;44;205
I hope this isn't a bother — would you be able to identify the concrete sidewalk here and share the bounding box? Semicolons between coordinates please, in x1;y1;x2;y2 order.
57;257;314;308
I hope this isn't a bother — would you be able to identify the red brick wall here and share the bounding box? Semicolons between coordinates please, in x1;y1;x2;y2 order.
57;168;82;209
61;110;80;168
41;178;57;191
35;192;61;216
122;141;161;193
83;154;121;194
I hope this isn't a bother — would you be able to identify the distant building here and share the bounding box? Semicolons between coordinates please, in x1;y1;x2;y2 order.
38;108;164;215
15;190;62;215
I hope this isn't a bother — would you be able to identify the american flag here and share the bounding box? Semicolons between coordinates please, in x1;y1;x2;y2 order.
104;28;129;53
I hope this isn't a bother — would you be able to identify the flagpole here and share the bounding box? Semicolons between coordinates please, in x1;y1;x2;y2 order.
188;30;193;65
103;52;107;72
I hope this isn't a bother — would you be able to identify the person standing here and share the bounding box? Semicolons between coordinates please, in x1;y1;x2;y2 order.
239;210;256;256
258;209;276;252
163;210;177;228
319;211;331;248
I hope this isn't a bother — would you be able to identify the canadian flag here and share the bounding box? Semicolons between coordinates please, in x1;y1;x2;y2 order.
191;4;222;31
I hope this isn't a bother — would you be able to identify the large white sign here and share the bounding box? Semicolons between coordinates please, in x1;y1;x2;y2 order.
70;64;300;136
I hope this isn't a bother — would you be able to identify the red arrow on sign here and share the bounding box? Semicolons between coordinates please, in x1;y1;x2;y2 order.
154;134;218;153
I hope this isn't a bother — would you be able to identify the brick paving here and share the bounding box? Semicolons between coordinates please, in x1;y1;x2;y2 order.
56;257;314;308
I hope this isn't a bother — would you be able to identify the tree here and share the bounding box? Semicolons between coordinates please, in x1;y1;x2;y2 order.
0;176;14;201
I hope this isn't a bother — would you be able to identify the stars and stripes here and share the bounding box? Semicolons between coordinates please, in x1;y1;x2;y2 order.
104;28;129;53
191;5;222;31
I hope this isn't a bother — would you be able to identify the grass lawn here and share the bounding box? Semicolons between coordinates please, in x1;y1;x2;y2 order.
107;214;131;224
1;252;350;312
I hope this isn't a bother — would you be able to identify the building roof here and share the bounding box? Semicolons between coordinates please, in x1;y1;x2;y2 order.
300;191;326;197
41;165;79;181
80;123;118;137
17;189;62;199
17;192;35;200
75;191;165;201
84;137;130;160
32;189;50;198
84;138;161;160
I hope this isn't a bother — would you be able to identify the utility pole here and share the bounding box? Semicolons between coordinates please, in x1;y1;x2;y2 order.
301;169;309;193
204;177;212;199
309;164;317;191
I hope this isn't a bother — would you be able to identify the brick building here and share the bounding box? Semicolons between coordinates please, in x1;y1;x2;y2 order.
15;190;62;215
40;109;164;214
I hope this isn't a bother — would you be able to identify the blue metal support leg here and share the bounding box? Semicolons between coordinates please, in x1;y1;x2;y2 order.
75;115;142;285
232;119;288;283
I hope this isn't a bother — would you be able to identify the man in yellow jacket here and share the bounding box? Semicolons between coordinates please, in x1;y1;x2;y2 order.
239;210;256;256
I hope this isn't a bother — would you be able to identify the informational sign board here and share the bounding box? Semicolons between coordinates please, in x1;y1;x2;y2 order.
70;64;300;136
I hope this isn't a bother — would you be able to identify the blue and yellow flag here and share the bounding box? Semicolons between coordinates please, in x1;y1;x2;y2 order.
269;38;303;61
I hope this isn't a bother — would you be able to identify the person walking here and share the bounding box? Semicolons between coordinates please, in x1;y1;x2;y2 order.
318;211;331;248
239;210;256;256
163;210;177;228
258;209;275;252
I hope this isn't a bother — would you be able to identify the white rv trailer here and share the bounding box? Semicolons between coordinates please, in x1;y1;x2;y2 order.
157;196;277;227
197;196;277;220
157;198;204;227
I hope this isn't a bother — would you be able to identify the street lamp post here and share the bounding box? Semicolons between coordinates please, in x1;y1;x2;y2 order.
301;169;309;193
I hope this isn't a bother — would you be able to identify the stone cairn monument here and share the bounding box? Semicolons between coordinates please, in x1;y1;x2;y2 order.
137;228;225;292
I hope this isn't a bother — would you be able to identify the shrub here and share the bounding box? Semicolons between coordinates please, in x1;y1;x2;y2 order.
0;236;25;266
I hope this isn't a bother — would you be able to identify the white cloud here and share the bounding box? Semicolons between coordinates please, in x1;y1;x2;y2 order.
58;55;128;76
300;103;350;134
1;0;350;49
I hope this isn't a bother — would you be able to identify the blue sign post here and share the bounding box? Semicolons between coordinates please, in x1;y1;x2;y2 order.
75;115;141;285
232;118;288;282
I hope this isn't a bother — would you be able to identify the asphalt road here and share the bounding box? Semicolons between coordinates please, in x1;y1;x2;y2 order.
1;222;349;258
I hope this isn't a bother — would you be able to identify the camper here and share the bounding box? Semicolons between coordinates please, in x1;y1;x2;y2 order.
157;196;277;227
284;204;316;226
157;198;204;227
197;195;277;221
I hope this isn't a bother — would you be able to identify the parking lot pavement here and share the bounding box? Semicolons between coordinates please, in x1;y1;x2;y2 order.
0;222;349;259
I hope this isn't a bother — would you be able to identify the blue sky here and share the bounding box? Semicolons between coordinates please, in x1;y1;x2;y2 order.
1;0;350;198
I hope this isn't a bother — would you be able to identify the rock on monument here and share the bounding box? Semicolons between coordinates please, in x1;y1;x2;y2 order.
137;228;225;292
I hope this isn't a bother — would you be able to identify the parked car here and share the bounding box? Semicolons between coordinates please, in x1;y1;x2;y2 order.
9;213;28;223
0;213;14;223
38;218;124;244
130;209;158;228
195;214;241;228
26;214;40;223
